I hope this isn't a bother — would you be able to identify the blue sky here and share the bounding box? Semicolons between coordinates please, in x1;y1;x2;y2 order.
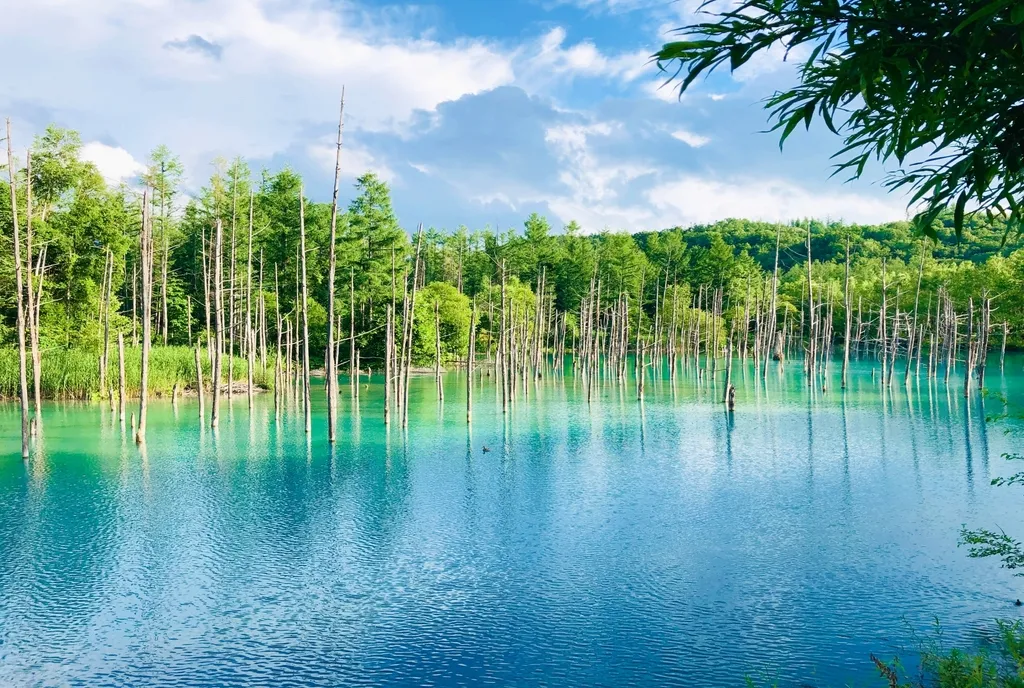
2;0;910;232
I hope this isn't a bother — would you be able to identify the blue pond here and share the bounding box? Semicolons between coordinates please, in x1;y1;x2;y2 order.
1;359;1022;686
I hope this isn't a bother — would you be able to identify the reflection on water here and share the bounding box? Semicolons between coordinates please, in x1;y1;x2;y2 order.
1;356;1023;687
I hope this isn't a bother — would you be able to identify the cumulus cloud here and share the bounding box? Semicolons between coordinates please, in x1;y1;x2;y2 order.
670;129;710;147
519;27;650;84
305;140;397;184
0;0;514;172
80;142;146;184
647;176;909;226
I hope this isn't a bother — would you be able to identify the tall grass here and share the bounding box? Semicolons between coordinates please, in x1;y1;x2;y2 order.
0;346;272;400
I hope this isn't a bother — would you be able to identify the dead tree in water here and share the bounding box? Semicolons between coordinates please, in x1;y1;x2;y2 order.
6;120;30;458
905;248;925;386
211;219;225;429
467;302;476;423
25;150;43;429
274;264;282;418
879;259;888;385
841;234;851;389
136;190;153;444
763;227;780;379
246;191;255;410
964;297;975;397
299;188;312;434
118;333;127;424
384;248;396;426
1002;322;1008;371
401;227;424;427
350;268;356;398
194;344;204;421
325;91;345;442
805;224;816;384
435;299;444;402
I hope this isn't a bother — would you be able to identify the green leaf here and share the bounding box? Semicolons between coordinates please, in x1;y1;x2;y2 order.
778;110;803;149
953;191;968;237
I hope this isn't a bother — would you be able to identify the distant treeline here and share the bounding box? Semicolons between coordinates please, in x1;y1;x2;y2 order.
2;124;1023;374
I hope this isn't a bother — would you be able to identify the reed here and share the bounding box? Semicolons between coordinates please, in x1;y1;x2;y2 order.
0;346;269;400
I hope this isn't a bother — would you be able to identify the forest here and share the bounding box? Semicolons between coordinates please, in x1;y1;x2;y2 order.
2;123;1022;411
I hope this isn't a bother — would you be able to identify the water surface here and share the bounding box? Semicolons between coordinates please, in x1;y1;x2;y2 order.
2;358;1023;686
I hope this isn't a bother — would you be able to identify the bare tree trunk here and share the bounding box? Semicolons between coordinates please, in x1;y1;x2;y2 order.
6;120;30;458
467;302;476;423
211;219;224;429
841;234;851;389
299;189;312;433
964;297;975;397
25;150;42;429
195;344;204;421
99;249;111;393
764;227;780;379
435;299;444;402
161;224;169;345
274;264;282;419
229;176;238;403
806;224;816;383
202;227;213;367
880;259;888;385
132;261;138;347
246;190;255;410
350;268;356;398
159;161;170;346
259;250;267;374
902;247;925;388
1002;321;1008;371
402;228;424;427
136;190;153;444
325;91;345;442
499;261;509;414
385;247;395;426
723;333;733;403
118;332;126;424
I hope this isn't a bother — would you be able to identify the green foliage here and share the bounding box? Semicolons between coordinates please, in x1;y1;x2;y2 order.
869;621;1024;687
413;282;471;365
654;0;1024;239
0;346;263;400
6;123;1024;397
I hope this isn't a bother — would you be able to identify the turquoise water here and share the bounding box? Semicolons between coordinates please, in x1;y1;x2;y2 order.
2;357;1023;687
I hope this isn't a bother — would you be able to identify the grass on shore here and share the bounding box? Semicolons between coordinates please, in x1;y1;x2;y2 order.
0;346;273;400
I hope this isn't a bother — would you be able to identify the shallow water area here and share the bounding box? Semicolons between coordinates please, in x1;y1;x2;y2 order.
1;356;1023;686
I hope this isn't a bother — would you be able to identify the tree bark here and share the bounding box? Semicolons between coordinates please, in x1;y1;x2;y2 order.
299;188;312;434
135;190;153;444
325;91;344;441
211;219;224;429
6;120;30;458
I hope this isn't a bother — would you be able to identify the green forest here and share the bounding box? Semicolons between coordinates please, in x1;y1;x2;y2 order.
1;124;1022;403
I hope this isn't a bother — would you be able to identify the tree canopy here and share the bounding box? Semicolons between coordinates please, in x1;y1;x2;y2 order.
654;0;1024;238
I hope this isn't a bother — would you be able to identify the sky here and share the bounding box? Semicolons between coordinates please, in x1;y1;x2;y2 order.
1;0;912;233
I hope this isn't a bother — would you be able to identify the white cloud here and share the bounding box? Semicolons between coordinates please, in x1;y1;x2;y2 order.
544;121;655;206
670;129;710;147
1;0;514;178
647;176;909;225
519;27;650;84
306;140;396;185
644;79;681;103
80;142;146;184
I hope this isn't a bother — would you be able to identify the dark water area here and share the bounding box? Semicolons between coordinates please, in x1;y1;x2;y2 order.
1;356;1023;686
